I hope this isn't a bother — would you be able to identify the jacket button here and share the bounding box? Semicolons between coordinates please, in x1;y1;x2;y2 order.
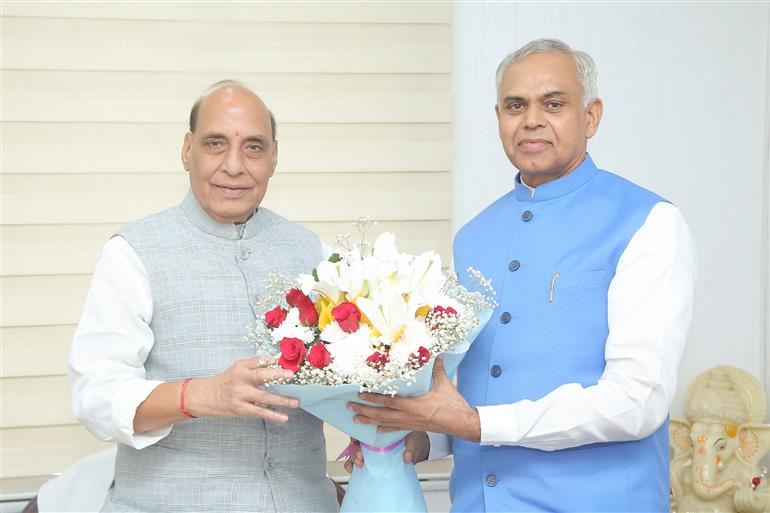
485;474;497;487
500;312;511;324
508;260;520;272
521;210;533;222
240;248;250;260
490;365;502;378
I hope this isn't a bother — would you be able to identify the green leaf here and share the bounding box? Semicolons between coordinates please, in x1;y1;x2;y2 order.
328;253;342;263
312;268;319;281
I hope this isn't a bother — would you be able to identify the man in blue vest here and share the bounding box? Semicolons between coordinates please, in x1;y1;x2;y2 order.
348;38;697;512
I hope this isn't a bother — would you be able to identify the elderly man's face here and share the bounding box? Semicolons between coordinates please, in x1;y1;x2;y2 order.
182;86;277;224
495;52;602;187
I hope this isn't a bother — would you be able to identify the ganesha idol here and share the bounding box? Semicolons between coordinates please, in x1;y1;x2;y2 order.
670;366;769;513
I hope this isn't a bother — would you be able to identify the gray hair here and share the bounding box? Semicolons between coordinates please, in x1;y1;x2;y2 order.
188;79;277;139
495;38;598;106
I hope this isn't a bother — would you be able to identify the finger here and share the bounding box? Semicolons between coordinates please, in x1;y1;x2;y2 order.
344;460;353;473
253;390;300;409
403;449;413;464
353;414;380;425
356;393;396;407
239;403;290;423
253;355;277;368
254;367;294;384
349;403;396;423
378;426;400;433
432;356;447;380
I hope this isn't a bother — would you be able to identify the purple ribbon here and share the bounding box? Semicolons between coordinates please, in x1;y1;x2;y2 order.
335;438;405;461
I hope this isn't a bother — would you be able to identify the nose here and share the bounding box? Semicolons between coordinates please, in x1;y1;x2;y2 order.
222;147;243;176
523;105;546;129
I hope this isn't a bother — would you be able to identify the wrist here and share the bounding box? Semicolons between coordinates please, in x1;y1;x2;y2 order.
465;408;481;442
178;378;197;419
181;377;209;418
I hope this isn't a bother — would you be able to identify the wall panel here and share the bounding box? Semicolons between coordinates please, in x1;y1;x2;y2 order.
0;2;451;480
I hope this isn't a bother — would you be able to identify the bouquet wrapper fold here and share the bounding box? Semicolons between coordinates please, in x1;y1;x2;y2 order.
269;309;492;513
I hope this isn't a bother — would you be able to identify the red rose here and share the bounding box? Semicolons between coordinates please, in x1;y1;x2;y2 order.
409;346;431;369
307;343;331;369
264;306;288;328
279;337;307;372
432;305;457;317
286;288;310;308
331;302;361;333
366;350;389;372
285;288;318;326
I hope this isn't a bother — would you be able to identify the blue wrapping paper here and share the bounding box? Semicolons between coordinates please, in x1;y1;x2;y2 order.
268;309;492;512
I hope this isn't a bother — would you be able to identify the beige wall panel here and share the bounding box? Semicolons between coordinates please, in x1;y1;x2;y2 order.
323;424;348;463
1;326;75;378
2;71;451;124
2;18;450;74
1;425;112;478
3;122;451;174
2;275;90;327
2;172;451;225
3;221;450;276
0;2;450;480
1;376;75;428
1;224;119;277
2;2;451;24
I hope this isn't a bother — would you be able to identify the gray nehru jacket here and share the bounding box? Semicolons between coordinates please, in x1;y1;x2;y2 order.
103;191;338;513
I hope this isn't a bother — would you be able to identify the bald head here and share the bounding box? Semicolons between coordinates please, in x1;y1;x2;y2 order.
189;80;277;140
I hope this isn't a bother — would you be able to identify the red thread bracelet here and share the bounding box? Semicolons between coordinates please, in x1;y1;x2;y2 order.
178;378;197;419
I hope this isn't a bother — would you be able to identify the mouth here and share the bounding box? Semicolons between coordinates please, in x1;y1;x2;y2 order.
213;184;251;199
518;139;551;152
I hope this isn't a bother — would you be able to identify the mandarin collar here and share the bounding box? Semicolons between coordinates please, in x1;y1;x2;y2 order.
181;189;265;240
513;153;599;203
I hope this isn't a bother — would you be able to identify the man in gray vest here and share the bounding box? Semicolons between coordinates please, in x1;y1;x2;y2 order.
69;81;339;512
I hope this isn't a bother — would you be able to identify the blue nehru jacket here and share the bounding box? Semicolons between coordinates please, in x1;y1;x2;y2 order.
451;155;669;512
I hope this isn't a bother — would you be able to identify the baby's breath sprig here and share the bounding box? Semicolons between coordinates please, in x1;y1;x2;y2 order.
254;272;294;311
352;216;377;254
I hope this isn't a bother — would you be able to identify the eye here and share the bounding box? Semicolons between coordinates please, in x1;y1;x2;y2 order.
715;438;728;451
508;102;525;111
545;101;563;111
246;143;263;153
206;139;225;150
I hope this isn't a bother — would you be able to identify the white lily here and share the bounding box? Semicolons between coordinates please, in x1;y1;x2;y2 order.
356;282;424;346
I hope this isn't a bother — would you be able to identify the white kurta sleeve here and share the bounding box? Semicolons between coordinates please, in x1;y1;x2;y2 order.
69;236;171;449
476;202;697;450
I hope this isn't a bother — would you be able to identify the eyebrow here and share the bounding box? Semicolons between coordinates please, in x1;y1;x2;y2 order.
201;132;269;144
501;91;568;104
543;90;568;99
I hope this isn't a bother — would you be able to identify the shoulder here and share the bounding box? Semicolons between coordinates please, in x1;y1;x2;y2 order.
259;208;321;245
116;205;180;245
593;169;666;204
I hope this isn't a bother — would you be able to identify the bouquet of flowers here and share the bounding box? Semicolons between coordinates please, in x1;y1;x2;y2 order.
249;226;494;512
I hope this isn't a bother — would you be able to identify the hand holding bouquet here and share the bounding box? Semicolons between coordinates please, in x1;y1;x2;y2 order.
249;229;494;512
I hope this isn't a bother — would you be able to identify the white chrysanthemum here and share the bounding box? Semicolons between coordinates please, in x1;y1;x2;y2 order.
326;324;377;377
389;320;434;367
270;308;315;344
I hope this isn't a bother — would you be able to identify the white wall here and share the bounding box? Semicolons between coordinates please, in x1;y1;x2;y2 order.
453;2;770;417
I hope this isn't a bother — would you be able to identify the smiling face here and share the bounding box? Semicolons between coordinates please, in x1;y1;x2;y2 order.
181;85;277;224
495;51;602;187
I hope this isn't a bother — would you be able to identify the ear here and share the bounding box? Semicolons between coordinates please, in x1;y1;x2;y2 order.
181;132;192;172
670;418;692;459
737;423;770;464
269;138;278;178
585;98;603;139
